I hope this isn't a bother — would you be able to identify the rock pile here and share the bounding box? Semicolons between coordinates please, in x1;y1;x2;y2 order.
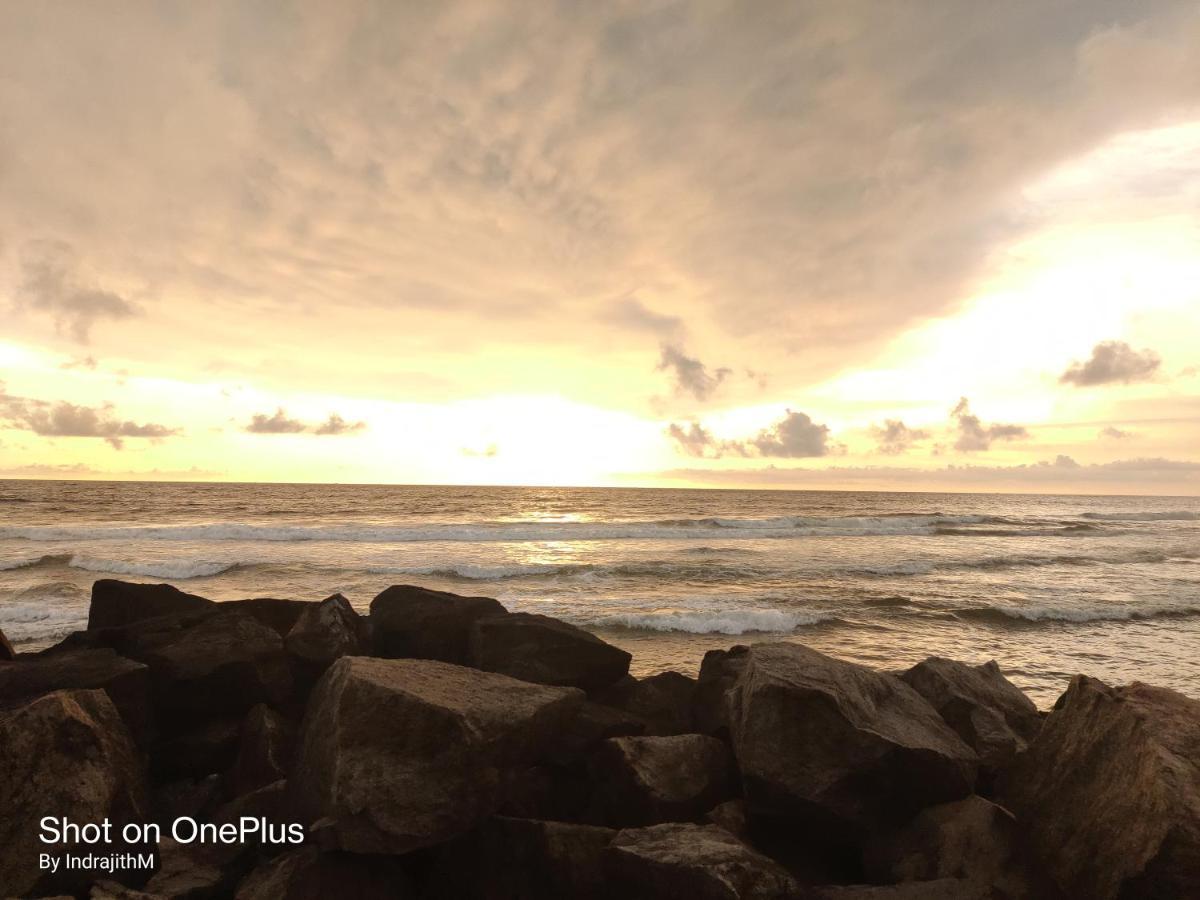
1;578;1197;898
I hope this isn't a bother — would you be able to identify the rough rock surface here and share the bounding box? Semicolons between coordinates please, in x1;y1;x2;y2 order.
901;657;1041;771
471;612;632;691
370;584;506;664
727;643;977;834
1001;675;1200;900
605;822;800;900
285;592;367;669
0;689;148;896
88;578;214;630
693;645;751;735
591;734;735;826
236;846;413;899
597;670;698;735
291;656;584;853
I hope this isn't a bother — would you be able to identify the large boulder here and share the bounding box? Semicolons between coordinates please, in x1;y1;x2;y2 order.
0;626;14;660
901;658;1041;772
1001;675;1200;900
370;584;506;664
470;612;632;691
0;647;151;738
726;643;977;835
291;656;584;853
236;846;413;900
0;689;149;896
604;822;800;899
693;645;751;735
591;734;735;826
596;670;698;735
285;593;368;670
88;578;214;630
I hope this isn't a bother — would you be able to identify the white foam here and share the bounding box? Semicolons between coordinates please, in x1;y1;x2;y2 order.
593;608;826;635
1081;510;1200;522
65;555;238;579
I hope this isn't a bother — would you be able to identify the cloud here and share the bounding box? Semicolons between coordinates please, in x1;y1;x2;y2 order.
15;242;138;342
665;422;719;458
668;409;833;459
605;298;683;338
246;408;366;435
1;390;179;449
871;419;930;455
951;398;1028;452
1060;341;1162;386
657;344;731;401
1099;426;1133;439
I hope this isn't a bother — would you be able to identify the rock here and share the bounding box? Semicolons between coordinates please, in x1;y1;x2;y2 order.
152;776;222;830
1001;675;1200;900
223;597;314;637
0;626;14;660
229;703;294;796
143;837;241;899
471;612;632;691
370;584;506;664
591;734;735;826
549;700;646;764
808;881;993;899
604;822;800;899
0;647;151;738
430;816;615;900
726;643;977;835
236;846;413;900
152;717;242;781
90;881;161;899
706;799;750;840
285;593;367;670
901;657;1041;772
0;689;149;897
291;656;584;853
865;795;1057;899
499;764;595;822
89;579;214;630
693;645;751;735
597;670;698;735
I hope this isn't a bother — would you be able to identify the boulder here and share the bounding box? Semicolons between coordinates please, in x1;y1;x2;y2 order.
370;584;506;664
548;700;646;764
229;703;294;796
726;643;977;835
143;837;242;899
693;645;751;735
1001;675;1200;900
236;846;413;900
604;822;800;900
223;597;314;637
0;647;151;738
809;881;993;899
151;775;222;830
0;626;14;660
705;799;749;840
291;656;584;853
285;593;367;669
0;689;149;897
152;716;242;781
89;578;214;630
901;657;1041;772
596;670;698;735
90;881;161;899
470;612;632;691
591;734;735;826
500;764;595;822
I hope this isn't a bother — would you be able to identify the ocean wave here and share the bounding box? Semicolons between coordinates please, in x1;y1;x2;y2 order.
592;608;832;635
65;555;240;579
954;603;1200;625
855;548;1198;577
1080;511;1200;522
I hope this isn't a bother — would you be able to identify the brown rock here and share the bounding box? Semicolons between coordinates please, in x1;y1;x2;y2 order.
89;579;214;630
0;626;14;660
901;657;1041;772
291;656;584;853
152;716;242;781
284;593;367;669
370;584;506;663
229;703;294;796
604;822;800;900
596;670;698;735
1001;675;1200;900
151;775;221;830
693;645;751;735
591;734;735;826
471;612;632;691
0;689;149;896
809;881;992;899
143;837;241;899
222;597;313;637
706;799;750;840
549;700;646;764
90;880;161;899
727;643;977;834
236;846;413;900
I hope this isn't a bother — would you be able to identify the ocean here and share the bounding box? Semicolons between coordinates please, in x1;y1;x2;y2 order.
2;480;1198;706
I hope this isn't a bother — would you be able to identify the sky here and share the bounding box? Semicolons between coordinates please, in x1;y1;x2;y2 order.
1;1;1198;493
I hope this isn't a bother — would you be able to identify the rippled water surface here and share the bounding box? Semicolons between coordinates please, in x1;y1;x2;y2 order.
2;480;1198;706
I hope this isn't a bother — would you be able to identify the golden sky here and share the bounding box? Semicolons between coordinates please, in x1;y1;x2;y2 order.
1;2;1198;493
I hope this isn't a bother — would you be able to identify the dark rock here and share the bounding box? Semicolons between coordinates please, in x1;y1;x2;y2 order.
604;822;800;899
236;846;413;900
370;584;506;664
727;643;977;835
550;700;646;763
143;837;242;899
1001;675;1200;900
901;657;1041;773
222;597;313;637
0;626;14;660
596;670;698;735
291;656;584;853
693;645;751;735
0;647;151;738
471;612;631;691
809;881;993;899
229;703;294;796
706;799;750;840
0;689;149;897
89;578;214;630
152;776;222;830
499;764;595;822
152;717;242;781
591;734;735;826
90;881;161;899
285;593;367;672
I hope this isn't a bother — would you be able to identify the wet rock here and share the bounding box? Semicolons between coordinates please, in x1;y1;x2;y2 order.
228;703;294;796
236;846;413;899
370;584;506;664
470;612;632;691
1001;675;1200;900
727;643;977;835
89;579;214;630
0;689;149;897
291;656;584;853
901;657;1041;773
604;822;800;899
0;626;14;660
591;734;735;826
596;670;698;735
284;593;367;671
693;645;751;735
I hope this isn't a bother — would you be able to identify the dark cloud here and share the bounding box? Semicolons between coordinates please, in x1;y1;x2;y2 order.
951;398;1028;452
246;409;366;435
313;413;366;436
1060;341;1162;386
872;419;931;455
16;242;138;342
0;388;179;449
657;344;731;401
668;409;833;459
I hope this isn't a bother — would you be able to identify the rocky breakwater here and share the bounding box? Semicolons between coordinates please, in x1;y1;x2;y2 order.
0;580;1197;898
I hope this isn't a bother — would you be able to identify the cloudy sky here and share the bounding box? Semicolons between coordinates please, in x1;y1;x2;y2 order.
1;1;1198;493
